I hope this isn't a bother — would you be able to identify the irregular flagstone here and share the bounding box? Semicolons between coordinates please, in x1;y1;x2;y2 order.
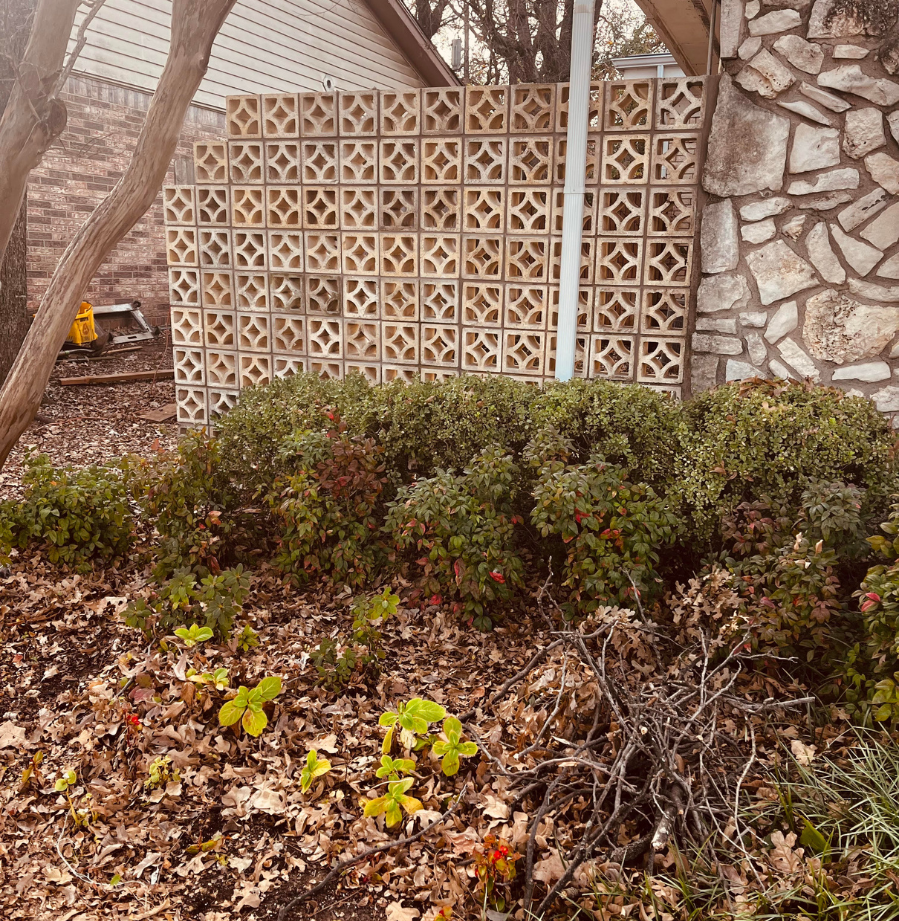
782;214;807;239
889;111;899;145
833;44;869;59
804;289;899;362
746;241;818;305
764;300;799;343
808;0;883;39
789;124;841;173
721;0;746;58
848;278;899;302
832;361;891;382
696;317;738;333
797;191;854;210
842;108;886;159
865;152;899;194
745;0;760;18
778;99;833;126
736;49;796;98
777;338;820;381
746;331;768;366
830;225;883;275
769;358;798;380
817;65;899;106
701;199;739;273
740;311;769;327
740;197;791;221
805;222;846;283
773;34;824;73
799;81;852;112
873;386;899;412
837;187;889;231
725;359;764;381
859;202;899;251
749;9;802;35
692;333;743;355
739;36;763;59
741;218;776;243
697;273;752;313
703;75;790;196
787;167;859;195
877;253;899;279
692;354;720;392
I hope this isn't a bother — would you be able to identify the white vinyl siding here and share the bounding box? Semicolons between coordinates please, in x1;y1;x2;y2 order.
69;0;426;110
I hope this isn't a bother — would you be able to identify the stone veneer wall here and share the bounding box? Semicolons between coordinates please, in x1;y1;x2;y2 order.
164;83;709;426
693;0;899;415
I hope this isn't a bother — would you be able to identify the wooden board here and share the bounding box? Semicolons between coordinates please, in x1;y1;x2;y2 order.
59;368;174;386
137;402;177;422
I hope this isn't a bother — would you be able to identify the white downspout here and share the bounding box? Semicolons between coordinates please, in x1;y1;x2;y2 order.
554;0;596;381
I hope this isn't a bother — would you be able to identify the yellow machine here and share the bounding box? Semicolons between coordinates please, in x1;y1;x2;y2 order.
66;301;98;347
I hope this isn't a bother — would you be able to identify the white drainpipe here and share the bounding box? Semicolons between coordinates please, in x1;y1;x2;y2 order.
554;0;597;381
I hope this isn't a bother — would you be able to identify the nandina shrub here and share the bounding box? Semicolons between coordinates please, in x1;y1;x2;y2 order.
677;379;898;544
268;417;386;589
0;454;133;567
384;447;524;630
714;481;866;664
531;454;679;617
127;432;251;579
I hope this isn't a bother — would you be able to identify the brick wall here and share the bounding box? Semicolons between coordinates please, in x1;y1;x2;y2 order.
27;76;225;325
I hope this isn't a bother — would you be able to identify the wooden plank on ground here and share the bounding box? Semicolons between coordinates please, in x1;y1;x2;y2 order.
138;402;177;422
59;369;174;386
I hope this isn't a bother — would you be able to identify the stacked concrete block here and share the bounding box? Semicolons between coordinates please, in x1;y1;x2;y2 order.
696;0;899;418
165;79;708;424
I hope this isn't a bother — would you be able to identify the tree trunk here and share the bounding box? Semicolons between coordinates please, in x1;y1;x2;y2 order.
0;0;237;469
0;0;80;268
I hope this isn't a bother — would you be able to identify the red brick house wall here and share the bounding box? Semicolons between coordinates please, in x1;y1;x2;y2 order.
27;76;225;326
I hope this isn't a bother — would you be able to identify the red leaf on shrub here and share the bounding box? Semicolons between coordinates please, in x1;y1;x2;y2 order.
866;592;881;601
861;600;877;612
489;571;505;584
454;559;464;584
575;512;585;524
430;594;442;606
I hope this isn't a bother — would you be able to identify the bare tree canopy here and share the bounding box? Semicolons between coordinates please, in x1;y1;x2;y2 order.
407;0;665;84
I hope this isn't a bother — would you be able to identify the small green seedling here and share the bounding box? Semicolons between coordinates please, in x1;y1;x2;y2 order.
54;769;77;793
364;777;423;827
376;754;416;780
379;697;447;752
145;755;180;791
237;624;259;652
218;676;282;736
433;716;478;777
174;624;213;647
188;667;230;690
300;749;332;793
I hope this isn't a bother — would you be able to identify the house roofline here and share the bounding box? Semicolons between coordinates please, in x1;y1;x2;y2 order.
362;0;461;86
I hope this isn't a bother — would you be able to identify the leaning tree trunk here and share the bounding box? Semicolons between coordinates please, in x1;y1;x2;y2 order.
0;0;237;468
0;0;80;268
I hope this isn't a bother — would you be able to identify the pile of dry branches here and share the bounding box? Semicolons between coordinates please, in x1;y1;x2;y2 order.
460;573;812;915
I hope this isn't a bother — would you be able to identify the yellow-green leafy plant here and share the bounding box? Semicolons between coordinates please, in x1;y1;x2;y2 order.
300;749;332;793
174;624;213;647
218;676;282;736
376;754;416;780
187;667;229;690
433;717;478;777
379;698;447;753
363;777;423;827
145;756;180;790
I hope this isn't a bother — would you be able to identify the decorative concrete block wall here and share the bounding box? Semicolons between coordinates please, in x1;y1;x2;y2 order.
695;0;899;414
165;81;709;425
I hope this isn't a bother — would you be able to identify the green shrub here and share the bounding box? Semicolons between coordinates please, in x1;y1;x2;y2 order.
532;379;683;486
368;375;540;484
127;432;252;579
385;447;524;630
531;454;679;617
677;380;898;543
268;419;386;589
215;372;378;495
0;455;133;566
124;565;249;639
715;481;865;663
